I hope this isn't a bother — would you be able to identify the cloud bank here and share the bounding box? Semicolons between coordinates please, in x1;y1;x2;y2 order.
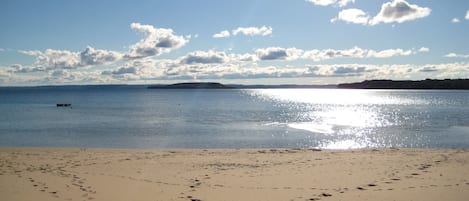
16;23;188;73
95;61;469;83
5;21;460;86
17;47;123;72
15;44;426;75
3;59;468;85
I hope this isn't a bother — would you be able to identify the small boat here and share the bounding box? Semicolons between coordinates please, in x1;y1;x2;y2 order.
56;103;72;107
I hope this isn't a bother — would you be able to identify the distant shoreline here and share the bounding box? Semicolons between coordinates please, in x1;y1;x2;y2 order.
338;79;469;90
1;79;469;90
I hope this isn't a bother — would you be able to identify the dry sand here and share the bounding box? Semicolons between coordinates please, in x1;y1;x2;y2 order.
1;148;469;201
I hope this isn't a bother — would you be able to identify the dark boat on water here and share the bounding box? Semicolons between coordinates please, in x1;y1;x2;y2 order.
56;103;72;107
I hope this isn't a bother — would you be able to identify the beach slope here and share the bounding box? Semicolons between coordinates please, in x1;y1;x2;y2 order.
1;148;468;201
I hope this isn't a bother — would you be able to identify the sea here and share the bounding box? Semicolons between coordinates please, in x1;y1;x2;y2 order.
1;86;469;149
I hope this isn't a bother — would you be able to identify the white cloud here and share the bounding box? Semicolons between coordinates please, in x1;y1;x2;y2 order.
18;50;42;56
35;49;81;70
337;0;355;7
0;66;13;79
18;47;123;71
15;43;424;81
103;67;138;75
180;50;228;64
367;48;412;58
331;9;370;25
418;47;430;52
451;18;460;23
80;46;123;66
126;22;189;59
173;46;418;65
16;22;188;74
50;69;74;80
432;62;469;79
330;66;371;76
302;47;415;61
306;0;355;7
117;61;469;81
10;54;469;84
232;26;273;37
303;47;366;61
369;0;431;25
333;1;431;26
101;58;162;81
41;70;111;84
256;47;303;60
445;53;469;58
152;63;313;80
212;30;230;38
175;50;259;64
418;66;438;72
466;10;469;20
0;48;5;52
212;26;273;38
230;53;259;62
13;64;46;73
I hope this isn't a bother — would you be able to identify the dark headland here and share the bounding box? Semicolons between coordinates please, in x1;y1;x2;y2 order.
147;82;233;89
147;82;336;89
338;79;469;89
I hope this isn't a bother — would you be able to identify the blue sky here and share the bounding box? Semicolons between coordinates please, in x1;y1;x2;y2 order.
1;0;468;86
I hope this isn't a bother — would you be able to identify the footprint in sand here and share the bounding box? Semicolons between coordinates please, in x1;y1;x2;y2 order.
321;193;332;197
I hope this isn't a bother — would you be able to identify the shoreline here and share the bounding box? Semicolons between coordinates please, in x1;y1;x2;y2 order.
2;146;468;150
1;147;469;201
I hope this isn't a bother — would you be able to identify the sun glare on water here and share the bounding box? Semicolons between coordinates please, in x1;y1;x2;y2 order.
249;89;407;149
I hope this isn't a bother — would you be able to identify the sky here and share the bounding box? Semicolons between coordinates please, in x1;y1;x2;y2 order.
0;0;469;86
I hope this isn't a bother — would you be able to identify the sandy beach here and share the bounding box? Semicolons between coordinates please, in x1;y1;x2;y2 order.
1;148;468;201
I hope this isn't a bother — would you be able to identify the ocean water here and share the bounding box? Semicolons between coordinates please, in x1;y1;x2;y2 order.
1;87;468;149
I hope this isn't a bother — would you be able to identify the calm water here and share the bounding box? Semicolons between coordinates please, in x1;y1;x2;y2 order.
1;87;468;149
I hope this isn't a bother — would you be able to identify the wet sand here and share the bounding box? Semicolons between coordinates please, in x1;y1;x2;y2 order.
1;148;468;201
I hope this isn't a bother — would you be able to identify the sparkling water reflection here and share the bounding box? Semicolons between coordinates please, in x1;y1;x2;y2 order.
1;88;468;149
247;89;469;149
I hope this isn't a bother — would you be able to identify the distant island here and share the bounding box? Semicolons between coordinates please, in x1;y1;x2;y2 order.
147;82;233;89
338;79;469;89
147;82;337;89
